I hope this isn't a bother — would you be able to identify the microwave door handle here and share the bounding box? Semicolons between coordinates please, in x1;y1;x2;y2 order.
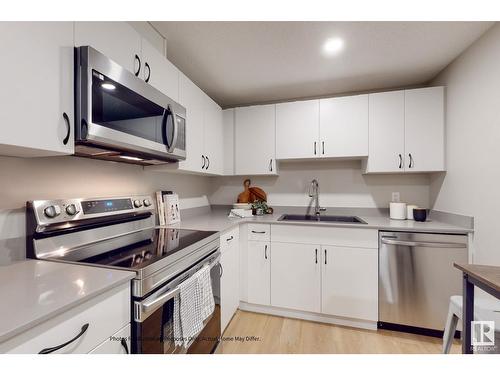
169;107;179;153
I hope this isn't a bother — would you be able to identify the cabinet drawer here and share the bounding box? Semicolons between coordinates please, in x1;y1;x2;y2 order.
89;324;131;354
220;226;240;255
1;283;130;354
248;224;271;241
271;225;378;248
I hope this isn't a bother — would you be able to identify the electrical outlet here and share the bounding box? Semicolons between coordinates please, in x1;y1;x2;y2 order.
392;192;400;202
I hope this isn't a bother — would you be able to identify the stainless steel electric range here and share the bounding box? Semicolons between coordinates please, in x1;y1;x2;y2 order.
26;195;221;354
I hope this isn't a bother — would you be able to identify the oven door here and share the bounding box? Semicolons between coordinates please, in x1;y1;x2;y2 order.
132;251;221;354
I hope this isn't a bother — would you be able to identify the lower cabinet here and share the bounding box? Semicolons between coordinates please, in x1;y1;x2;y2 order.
0;283;130;354
88;324;131;354
247;240;271;306
321;246;378;321
220;227;240;332
271;242;321;313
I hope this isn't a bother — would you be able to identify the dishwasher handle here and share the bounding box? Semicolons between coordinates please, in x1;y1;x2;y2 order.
381;237;466;248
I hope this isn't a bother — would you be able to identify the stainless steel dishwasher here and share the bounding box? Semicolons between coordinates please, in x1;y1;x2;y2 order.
378;231;468;336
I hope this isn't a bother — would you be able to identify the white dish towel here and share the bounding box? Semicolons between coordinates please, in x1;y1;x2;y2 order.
173;265;215;348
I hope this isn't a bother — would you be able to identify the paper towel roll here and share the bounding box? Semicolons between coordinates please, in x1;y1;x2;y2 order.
390;202;407;220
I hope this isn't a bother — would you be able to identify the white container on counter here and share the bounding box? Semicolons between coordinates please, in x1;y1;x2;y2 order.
406;205;418;220
390;202;407;220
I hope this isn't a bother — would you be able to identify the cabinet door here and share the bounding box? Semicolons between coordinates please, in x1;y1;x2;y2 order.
203;95;224;175
320;95;368;157
0;22;74;157
75;22;141;75
271;242;321;313
220;229;240;332
276;100;320;159
88;324;130;354
366;91;405;173
321;246;378;321
177;72;206;173
222;109;235;175
404;87;445;172
247;241;271;305
235;105;277;175
141;38;179;101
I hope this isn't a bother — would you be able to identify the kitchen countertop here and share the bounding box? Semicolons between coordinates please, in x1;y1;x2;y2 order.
0;260;135;344
173;207;473;234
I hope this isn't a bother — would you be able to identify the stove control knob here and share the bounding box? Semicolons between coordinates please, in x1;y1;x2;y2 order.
44;205;61;218
133;199;143;208
143;199;152;207
65;204;78;216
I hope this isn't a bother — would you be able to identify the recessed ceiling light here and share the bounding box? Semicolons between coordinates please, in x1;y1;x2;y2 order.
101;82;116;90
323;37;344;56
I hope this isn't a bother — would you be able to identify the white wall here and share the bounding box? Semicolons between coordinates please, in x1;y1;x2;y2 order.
430;23;500;265
210;160;430;208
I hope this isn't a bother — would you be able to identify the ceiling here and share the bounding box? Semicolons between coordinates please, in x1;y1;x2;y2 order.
151;21;494;108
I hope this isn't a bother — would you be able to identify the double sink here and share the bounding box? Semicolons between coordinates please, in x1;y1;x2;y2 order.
278;214;367;224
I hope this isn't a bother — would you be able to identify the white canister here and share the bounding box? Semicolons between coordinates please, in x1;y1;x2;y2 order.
390;202;407;220
406;205;418;220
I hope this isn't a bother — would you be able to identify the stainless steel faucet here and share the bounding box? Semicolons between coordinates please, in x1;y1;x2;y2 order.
308;179;326;216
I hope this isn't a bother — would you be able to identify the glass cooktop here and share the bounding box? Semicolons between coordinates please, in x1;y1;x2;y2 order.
74;228;217;271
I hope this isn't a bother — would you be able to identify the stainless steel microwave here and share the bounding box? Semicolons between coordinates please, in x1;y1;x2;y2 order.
75;46;186;165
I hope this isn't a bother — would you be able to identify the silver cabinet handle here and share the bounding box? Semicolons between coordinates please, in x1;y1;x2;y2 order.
252;230;266;234
314;141;317;155
381;237;466;248
206;156;210;169
398;154;402;169
315;248;318;264
324;249;327;265
202;155;206;169
264;244;268;259
269;159;273;172
322;141;325;155
408;153;414;168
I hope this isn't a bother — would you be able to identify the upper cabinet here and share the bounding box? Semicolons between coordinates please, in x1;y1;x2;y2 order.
276;100;319;159
203;95;224;175
319;95;368;158
222;109;235;175
275;96;368;160
235;105;277;175
0;22;74;157
140;38;179;102
74;22;142;76
363;87;445;173
404;87;445;172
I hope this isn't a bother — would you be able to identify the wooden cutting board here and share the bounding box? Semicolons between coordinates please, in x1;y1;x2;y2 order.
237;179;267;203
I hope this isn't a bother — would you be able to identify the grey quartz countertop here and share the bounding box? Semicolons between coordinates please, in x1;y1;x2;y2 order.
0;260;135;344
172;207;473;234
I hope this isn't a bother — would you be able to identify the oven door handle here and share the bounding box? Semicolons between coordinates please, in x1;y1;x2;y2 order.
135;254;221;322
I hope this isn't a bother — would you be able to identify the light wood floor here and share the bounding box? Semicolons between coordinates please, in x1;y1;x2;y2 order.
216;310;461;354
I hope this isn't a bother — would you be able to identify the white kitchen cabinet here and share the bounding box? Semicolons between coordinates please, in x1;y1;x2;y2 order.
276;100;320;159
364;87;445;173
88;324;131;354
271;242;321;313
404;87;445;172
365;90;405;173
321;246;378;321
235;104;277;175
0;283;130;354
141;38;179;101
246;241;271;305
0;22;74;157
222;109;235;175
203;95;224;175
220;227;240;332
319;95;368;158
75;22;142;76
